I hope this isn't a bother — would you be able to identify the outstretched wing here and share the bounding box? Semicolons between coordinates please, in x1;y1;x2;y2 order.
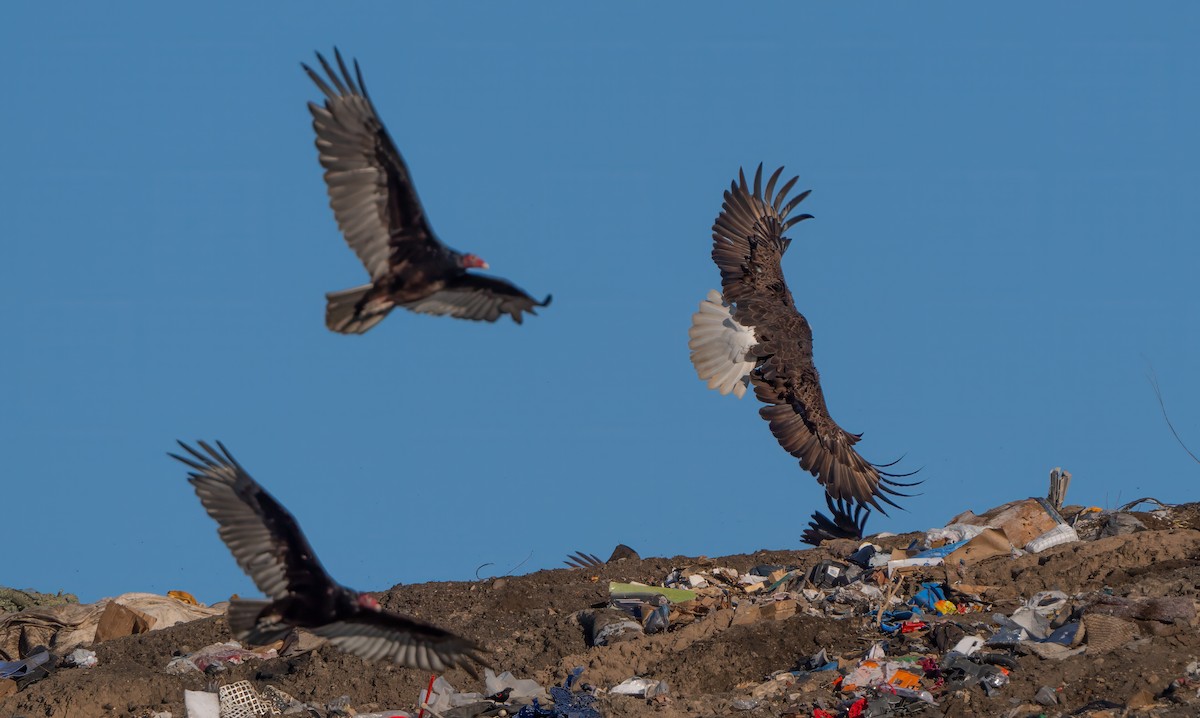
401;274;551;324
304;49;442;282
801;495;870;546
171;441;335;601
309;611;490;677
711;165;915;514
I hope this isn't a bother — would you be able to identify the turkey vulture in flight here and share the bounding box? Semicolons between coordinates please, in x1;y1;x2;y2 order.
688;165;916;514
303;49;550;334
172;440;488;675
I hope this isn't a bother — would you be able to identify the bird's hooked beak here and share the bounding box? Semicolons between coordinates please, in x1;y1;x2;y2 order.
461;253;489;270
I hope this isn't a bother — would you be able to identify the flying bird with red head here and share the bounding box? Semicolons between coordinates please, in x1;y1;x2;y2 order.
304;49;550;334
688;165;917;515
172;440;488;675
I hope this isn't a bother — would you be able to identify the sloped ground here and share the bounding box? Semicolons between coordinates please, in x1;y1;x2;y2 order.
4;514;1200;718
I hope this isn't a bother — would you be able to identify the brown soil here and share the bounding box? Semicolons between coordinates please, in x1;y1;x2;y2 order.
4;518;1200;718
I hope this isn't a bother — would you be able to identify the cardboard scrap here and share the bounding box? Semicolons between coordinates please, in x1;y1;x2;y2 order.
945;528;1013;566
732;599;798;625
950;498;1064;548
94;601;154;642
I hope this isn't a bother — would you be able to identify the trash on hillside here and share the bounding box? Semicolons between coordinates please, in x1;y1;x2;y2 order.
585;608;644;646
183;688;219;718
422;669;550;715
63;647;97;668
609;676;668;698
515;668;602;718
0;648;50;679
164;641;277;674
0;592;222;661
950;497;1079;553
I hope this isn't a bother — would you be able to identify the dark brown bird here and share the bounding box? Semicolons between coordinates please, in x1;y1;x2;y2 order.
304;49;550;334
801;496;870;546
172;440;488;675
688;165;916;514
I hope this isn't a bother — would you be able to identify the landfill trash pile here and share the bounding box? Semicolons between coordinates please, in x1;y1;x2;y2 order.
2;496;1200;717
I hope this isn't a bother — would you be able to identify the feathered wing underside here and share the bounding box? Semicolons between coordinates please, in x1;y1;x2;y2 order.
688;289;756;398
171;441;336;600
400;274;551;324
801;495;870;546
310;612;489;677
304;49;436;282
709;165;914;514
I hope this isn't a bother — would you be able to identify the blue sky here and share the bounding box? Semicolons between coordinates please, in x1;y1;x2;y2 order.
4;3;1198;605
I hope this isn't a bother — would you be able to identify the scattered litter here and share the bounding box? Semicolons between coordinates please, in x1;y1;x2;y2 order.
609;676;668;698
0;649;50;679
0;591;222;661
164;641;277;674
183;689;219;718
63;647;97;668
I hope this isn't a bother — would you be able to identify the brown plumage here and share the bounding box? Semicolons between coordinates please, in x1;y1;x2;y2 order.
801;495;870;546
304;49;550;334
172;440;488;675
689;165;916;514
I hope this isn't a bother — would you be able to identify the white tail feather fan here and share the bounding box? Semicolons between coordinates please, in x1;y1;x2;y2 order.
688;290;756;399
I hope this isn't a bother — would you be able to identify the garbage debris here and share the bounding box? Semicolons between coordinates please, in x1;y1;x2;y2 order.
164;641;277;674
609;676;668;698
0;591;222;661
0;648;50;680
11;487;1200;716
63;647;97;668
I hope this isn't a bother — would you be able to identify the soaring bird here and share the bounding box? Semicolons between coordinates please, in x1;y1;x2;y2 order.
688;165;916;514
304;49;550;334
172;440;488;675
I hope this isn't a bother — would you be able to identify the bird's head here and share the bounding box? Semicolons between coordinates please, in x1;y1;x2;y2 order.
459;253;489;270
356;593;381;611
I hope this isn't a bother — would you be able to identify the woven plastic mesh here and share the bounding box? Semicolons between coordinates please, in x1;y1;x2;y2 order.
218;680;277;718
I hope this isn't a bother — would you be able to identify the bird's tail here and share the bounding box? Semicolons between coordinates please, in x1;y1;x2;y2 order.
325;284;394;334
688;290;757;398
225;598;293;646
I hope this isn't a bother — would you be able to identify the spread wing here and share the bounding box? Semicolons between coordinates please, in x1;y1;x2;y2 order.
711;165;915;514
801;495;870;546
304;49;443;282
400;274;551;323
171;441;336;601
309;611;489;677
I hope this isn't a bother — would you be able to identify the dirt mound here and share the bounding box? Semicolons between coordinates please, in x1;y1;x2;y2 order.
4;518;1200;718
